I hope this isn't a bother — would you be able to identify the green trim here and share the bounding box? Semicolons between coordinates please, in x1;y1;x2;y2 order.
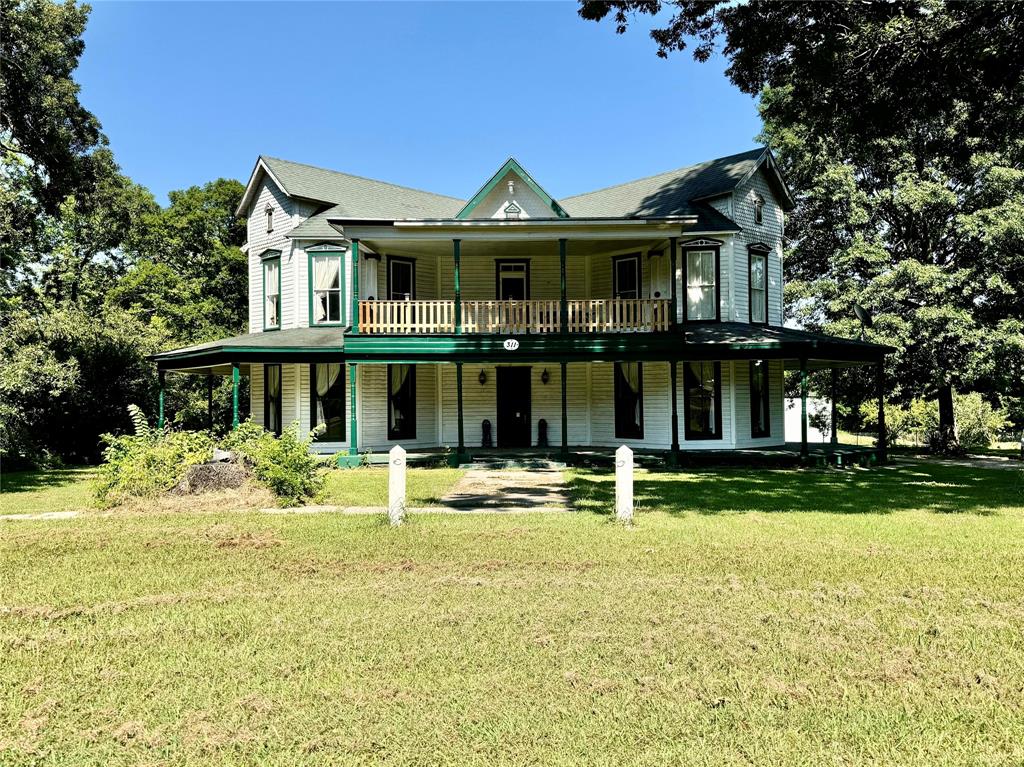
262;254;282;332
453;239;462;334
231;363;240;430
559;361;568;456
349;362;358;455
455;158;569;219
307;249;346;328
559;239;567;333
350;240;360;335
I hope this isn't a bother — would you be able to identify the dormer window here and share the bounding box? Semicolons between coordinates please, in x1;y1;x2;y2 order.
753;194;764;226
265;205;274;233
503;202;521;220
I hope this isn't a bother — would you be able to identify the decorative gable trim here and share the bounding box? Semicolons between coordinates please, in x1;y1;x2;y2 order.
456;157;569;219
680;237;725;248
746;242;771;253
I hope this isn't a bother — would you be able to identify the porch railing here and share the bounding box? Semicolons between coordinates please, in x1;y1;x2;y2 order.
357;298;670;334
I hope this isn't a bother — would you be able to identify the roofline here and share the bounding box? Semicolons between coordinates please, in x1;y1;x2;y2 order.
738;148;795;211
455;157;569;219
328;215;697;227
235;157;289;217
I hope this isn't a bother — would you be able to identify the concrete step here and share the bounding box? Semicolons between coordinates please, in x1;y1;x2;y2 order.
458;458;567;471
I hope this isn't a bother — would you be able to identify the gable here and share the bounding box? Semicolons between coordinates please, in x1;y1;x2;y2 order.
457;158;568;219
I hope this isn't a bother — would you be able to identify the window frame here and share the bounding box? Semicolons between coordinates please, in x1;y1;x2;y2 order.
265;204;274;233
387;364;417;440
611;253;642;300
753;194;765;226
613;362;644;440
748;244;770;326
261;250;282;331
309;363;346;442
683;360;723;441
264;364;283;436
494;259;531;300
386;256;416;301
749;360;771;438
681;241;721;323
307;247;347;327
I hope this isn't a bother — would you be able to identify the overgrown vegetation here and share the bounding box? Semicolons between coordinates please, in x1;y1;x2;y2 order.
220;421;326;507
862;391;1010;451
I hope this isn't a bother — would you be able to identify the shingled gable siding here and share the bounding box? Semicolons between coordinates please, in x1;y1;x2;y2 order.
247;178;301;333
732;168;784;326
465;170;558;219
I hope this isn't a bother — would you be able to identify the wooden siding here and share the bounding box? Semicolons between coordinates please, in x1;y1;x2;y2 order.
358;364;439;451
247;178;298;333
466;169;557;219
731;359;787;448
732;168;784;326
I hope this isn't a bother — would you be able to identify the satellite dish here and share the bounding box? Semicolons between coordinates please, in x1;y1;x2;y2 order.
854;303;874;328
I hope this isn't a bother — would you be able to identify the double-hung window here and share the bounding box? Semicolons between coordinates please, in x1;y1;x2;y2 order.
614;362;643;439
750;360;770;438
388;364;416;440
264;364;282;436
310;249;344;325
684;361;722;440
685;249;717;321
310;363;345;441
749;247;768;324
262;251;281;330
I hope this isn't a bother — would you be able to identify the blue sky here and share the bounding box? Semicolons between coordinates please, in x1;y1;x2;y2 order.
78;2;762;205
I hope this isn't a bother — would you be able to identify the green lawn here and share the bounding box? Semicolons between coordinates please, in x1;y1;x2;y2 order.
318;466;464;507
1;461;1022;765
0;468;97;515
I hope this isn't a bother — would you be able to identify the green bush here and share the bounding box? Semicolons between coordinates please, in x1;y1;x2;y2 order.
221;420;326;506
95;406;214;507
950;392;1009;451
860;392;1009;451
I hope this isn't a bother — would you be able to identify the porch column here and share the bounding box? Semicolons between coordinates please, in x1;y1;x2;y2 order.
456;362;465;456
799;358;808;460
669;236;678;328
559;238;568;333
830;367;838;447
231;363;240;430
669;360;680;456
349;363;358;456
560;361;568;457
157;370;166;429
453;239;462;334
876;361;887;463
207;374;214;430
350;240;360;334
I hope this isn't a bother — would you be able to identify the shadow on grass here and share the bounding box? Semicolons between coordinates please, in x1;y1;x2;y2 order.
1;469;96;494
568;462;1021;516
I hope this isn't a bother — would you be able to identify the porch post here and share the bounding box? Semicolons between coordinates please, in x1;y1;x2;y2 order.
876;361;887;463
207;374;214;430
669;360;680;457
456;362;466;457
799;358;808;460
350;239;360;334
231;363;240;430
349;362;358;456
830;367;838;447
453;239;462;334
559;238;568;333
157;370;166;429
669;236;678;328
560;361;568;457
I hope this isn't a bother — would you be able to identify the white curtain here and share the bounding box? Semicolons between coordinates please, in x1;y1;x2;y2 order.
622;362;641;426
363;256;378;301
686;250;716;320
312;256;340;323
315;363;342;429
750;254;766;322
266;365;281;432
264;260;279;326
389;364;411;432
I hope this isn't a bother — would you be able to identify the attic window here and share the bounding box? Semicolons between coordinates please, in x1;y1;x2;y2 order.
503;202;521;220
265;205;274;233
753;194;764;226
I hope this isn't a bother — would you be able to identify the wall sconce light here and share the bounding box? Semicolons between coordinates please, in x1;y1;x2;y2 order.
478;370;487;386
540;369;550;385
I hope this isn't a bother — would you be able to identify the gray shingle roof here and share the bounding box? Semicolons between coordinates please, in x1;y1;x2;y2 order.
152;327;345;361
261;156;464;219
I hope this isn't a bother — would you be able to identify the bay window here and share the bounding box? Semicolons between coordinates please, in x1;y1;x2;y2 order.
685;248;718;321
684;361;722;440
310;250;344;325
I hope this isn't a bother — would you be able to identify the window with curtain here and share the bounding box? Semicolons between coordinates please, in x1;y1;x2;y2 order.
310;363;345;441
750;360;770;438
263;257;280;329
614;362;643;439
388;364;416;440
754;194;764;225
685;361;721;439
749;250;767;324
311;253;343;325
686;250;717;321
264;364;282;436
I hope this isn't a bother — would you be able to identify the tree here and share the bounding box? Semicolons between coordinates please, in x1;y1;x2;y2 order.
579;0;1024;449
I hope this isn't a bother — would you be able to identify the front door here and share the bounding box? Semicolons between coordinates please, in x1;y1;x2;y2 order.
496;367;532;448
496;261;529;300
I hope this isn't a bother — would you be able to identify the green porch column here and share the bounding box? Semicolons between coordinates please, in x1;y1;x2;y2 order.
876;361;887;464
559;238;568;333
830;367;839;447
669;360;680;456
207;375;214;430
669;236;678;328
456;362;465;455
231;363;240;430
350;239;360;334
560;361;568;457
349;363;358;456
157;370;166;429
453;239;462;334
799;358;809;460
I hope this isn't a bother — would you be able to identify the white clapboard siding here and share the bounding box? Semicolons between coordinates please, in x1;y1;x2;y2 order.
247;178;298;333
732;168;785;326
250;365;264;428
671;361;736;449
358;364;439;451
590;362;672;450
731;359;787;448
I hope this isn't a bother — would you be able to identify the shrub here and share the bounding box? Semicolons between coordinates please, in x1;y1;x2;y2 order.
221;420;325;506
860;393;1009;451
951;392;1009;451
95;406;214;507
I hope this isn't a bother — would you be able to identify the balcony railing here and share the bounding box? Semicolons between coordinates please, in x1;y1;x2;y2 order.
358;298;670;335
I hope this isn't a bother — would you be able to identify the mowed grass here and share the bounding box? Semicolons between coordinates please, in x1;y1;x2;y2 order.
319;466;464;507
0;469;97;515
0;462;1022;765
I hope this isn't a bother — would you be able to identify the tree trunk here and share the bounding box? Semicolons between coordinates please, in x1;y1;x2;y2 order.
935;384;961;455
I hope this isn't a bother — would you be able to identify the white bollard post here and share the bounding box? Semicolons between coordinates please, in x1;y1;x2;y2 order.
615;444;633;524
388;445;406;526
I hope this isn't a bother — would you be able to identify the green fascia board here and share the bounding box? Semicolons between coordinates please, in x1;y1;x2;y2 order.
456;157;569;220
262;254;281;332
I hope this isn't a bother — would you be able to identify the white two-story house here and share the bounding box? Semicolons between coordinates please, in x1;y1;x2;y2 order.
153;148;890;464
